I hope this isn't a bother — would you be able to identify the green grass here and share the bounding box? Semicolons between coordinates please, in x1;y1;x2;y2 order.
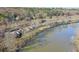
0;14;6;21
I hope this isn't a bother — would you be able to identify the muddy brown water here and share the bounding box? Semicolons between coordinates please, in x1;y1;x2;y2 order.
21;23;79;52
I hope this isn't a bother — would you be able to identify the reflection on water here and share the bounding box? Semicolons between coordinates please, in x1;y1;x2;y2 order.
22;23;79;52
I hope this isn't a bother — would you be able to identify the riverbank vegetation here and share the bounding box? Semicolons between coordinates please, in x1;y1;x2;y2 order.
0;8;79;51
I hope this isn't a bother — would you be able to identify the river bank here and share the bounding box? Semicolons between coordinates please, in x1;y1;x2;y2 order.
73;28;79;52
1;15;79;52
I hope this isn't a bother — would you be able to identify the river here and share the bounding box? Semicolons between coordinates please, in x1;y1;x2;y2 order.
21;23;79;52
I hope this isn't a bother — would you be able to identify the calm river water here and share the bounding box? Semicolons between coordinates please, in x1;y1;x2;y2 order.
22;23;79;52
